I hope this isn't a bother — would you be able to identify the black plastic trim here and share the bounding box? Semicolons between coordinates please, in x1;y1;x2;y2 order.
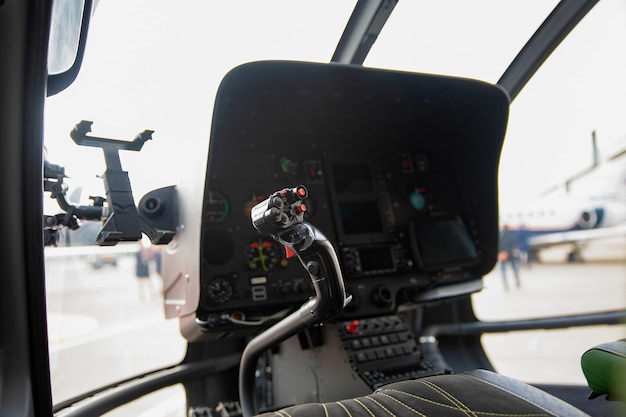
497;0;599;101
331;0;398;65
53;355;240;416
422;309;626;338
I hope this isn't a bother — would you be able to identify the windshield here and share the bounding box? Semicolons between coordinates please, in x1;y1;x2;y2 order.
43;0;626;412
365;0;559;82
44;0;358;405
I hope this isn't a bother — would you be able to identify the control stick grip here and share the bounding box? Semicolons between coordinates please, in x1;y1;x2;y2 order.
240;185;349;417
251;185;308;236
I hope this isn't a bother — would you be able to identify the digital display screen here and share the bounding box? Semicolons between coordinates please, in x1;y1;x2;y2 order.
358;246;394;272
413;217;478;270
331;162;385;236
339;200;383;234
332;163;374;194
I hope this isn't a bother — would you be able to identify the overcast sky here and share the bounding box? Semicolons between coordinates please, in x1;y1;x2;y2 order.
44;0;626;216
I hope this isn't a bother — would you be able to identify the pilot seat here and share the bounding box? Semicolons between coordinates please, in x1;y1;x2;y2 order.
256;369;589;417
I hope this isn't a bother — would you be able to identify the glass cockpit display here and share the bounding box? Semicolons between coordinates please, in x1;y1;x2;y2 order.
411;217;479;270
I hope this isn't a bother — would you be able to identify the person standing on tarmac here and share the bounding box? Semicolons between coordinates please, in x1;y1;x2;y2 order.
498;224;521;290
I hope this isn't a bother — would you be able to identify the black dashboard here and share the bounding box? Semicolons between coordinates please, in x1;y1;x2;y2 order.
196;61;509;336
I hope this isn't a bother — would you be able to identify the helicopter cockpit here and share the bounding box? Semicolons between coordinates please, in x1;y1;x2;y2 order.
7;1;626;417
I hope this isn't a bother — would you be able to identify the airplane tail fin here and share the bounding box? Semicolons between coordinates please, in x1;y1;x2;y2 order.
592;130;600;169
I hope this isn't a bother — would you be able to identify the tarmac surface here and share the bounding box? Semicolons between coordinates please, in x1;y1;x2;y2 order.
474;257;626;385
45;238;626;415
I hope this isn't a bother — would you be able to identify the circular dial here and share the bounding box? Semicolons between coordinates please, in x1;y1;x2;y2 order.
246;239;286;271
244;194;267;217
409;185;432;212
204;190;229;223
206;276;233;303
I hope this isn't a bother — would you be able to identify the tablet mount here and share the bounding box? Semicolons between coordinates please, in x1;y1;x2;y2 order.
44;120;176;246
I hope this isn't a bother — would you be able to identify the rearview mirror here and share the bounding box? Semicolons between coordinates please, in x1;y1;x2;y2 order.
47;0;92;96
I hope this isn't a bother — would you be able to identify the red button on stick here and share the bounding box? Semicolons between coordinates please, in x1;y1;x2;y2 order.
297;204;307;213
296;187;307;198
345;320;360;334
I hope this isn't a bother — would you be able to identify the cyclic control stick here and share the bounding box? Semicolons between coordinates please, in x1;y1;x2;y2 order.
239;185;350;417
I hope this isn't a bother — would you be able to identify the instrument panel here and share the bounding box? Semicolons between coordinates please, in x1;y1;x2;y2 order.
197;61;509;335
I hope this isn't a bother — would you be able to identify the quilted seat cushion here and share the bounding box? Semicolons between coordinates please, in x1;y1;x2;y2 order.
257;369;589;417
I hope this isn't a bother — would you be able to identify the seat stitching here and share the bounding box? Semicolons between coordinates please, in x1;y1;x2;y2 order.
419;380;476;416
376;388;468;413
337;401;353;417
365;395;397;417
375;392;428;417
377;389;549;417
354;398;377;417
463;374;558;416
275;409;291;417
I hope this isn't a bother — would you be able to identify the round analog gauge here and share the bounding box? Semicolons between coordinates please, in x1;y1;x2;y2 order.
205;190;229;223
246;239;286;271
206;276;233;303
244;194;267;217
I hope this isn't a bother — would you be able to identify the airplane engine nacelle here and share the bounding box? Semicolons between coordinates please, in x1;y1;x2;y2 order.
578;208;601;229
579;202;626;229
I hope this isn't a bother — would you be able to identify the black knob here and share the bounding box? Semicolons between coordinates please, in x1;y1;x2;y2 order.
141;196;164;217
372;285;393;307
307;261;322;277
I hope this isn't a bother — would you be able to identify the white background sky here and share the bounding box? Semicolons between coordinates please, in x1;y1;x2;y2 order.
44;0;626;217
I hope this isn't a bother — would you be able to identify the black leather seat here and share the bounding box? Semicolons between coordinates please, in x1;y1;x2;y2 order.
257;369;590;417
